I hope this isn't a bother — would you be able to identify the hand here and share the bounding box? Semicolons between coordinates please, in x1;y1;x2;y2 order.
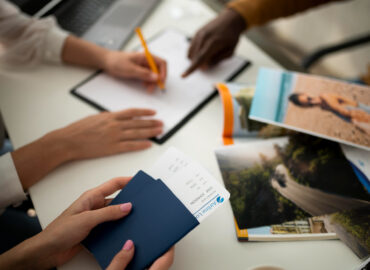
39;177;133;267
11;108;162;192
44;176;174;269
61;37;166;92
182;8;246;77
350;109;370;123
46;175;174;270
0;177;174;270
103;51;167;92
0;177;131;269
56;108;163;161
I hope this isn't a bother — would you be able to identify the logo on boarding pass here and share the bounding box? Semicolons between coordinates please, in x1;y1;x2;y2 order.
194;195;225;220
216;196;224;203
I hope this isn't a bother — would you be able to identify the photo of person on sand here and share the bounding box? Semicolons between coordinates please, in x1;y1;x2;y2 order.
289;92;370;134
249;68;370;150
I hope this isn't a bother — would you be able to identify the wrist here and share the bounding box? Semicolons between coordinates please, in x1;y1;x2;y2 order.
0;234;55;270
40;129;75;163
223;8;247;34
62;36;112;70
101;49;115;72
24;234;56;269
11;129;75;190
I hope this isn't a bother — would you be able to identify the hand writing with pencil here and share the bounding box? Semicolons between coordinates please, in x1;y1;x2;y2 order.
103;51;167;93
61;35;167;92
135;27;166;91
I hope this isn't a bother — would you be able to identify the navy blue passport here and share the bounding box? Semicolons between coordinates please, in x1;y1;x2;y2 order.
83;170;199;270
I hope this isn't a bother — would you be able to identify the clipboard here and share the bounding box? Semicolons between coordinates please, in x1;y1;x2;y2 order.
71;29;251;144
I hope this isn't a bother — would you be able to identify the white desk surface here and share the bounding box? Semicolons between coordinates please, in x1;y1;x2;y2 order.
0;0;362;269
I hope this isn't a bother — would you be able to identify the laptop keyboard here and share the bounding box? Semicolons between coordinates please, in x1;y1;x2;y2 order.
50;0;117;36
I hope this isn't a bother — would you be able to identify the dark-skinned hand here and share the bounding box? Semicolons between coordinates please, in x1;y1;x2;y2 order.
182;8;246;78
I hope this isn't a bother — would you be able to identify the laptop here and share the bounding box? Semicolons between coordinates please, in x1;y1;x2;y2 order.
29;0;160;50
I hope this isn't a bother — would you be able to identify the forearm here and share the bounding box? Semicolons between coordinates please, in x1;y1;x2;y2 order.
61;35;110;70
338;96;358;107
0;234;53;270
325;101;351;118
322;95;353;117
227;0;343;28
11;129;74;190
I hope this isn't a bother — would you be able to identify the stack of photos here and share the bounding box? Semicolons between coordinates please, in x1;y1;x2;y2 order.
215;69;370;258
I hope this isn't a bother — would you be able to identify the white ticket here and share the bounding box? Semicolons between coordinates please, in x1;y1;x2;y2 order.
147;147;230;222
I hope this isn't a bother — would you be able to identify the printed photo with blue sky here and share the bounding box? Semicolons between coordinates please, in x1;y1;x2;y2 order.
250;68;370;151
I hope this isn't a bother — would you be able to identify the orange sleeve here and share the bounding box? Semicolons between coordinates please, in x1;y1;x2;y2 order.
227;0;344;28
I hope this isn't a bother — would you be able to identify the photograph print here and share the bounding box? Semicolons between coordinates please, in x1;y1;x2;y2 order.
215;135;370;230
250;68;370;150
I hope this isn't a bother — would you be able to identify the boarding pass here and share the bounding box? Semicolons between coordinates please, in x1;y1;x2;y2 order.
147;147;230;222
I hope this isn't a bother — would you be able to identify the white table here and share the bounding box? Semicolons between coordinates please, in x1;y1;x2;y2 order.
0;0;362;269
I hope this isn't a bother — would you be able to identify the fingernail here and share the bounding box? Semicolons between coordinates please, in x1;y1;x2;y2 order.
120;203;132;213
123;239;134;251
150;73;158;81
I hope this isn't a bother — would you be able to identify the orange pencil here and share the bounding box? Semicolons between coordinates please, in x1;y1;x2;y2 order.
135;27;165;91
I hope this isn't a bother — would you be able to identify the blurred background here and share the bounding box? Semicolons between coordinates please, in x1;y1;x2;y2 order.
204;0;370;80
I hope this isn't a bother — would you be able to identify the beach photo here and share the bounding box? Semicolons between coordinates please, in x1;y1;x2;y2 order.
250;68;370;150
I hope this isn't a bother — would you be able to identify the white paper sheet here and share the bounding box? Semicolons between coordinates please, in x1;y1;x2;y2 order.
74;29;247;140
147;147;230;222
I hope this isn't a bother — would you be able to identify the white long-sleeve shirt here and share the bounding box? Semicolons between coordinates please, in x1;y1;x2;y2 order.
0;0;68;209
0;153;26;209
0;0;68;66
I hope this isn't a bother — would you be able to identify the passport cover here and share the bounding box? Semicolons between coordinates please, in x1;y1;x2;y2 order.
83;170;199;270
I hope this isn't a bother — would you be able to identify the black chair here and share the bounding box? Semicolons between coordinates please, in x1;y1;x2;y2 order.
302;32;370;71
